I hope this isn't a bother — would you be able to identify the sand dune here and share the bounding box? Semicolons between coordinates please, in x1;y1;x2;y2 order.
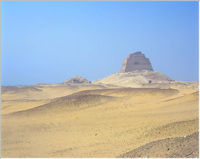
5;87;179;116
8;94;115;116
1;84;111;114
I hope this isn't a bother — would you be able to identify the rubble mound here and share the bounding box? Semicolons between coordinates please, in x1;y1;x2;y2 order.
64;76;91;84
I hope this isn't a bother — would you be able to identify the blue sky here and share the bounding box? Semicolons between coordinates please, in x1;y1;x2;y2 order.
1;1;199;86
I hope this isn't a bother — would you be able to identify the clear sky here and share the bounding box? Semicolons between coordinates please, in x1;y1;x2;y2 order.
1;1;199;86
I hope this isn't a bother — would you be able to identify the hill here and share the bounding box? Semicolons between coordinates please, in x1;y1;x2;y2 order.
94;70;174;87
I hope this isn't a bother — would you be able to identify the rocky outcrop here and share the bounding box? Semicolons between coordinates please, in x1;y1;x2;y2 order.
64;76;91;84
120;52;153;72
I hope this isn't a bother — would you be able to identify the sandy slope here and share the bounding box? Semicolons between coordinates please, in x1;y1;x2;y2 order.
119;132;199;158
1;82;199;157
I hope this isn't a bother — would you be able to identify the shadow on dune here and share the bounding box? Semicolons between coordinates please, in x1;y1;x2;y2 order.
118;132;199;158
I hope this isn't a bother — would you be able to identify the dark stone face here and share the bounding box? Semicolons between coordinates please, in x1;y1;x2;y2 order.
73;79;81;83
120;52;153;72
134;62;140;65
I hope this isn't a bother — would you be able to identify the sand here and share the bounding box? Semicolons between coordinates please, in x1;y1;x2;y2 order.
1;82;199;157
119;132;199;158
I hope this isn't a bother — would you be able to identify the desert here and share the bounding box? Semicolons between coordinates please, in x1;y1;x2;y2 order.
1;52;198;158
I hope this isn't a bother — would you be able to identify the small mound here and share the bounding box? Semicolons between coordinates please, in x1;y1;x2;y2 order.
63;76;91;84
119;132;199;158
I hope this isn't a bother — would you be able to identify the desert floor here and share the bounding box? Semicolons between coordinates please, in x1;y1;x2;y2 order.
1;83;199;157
